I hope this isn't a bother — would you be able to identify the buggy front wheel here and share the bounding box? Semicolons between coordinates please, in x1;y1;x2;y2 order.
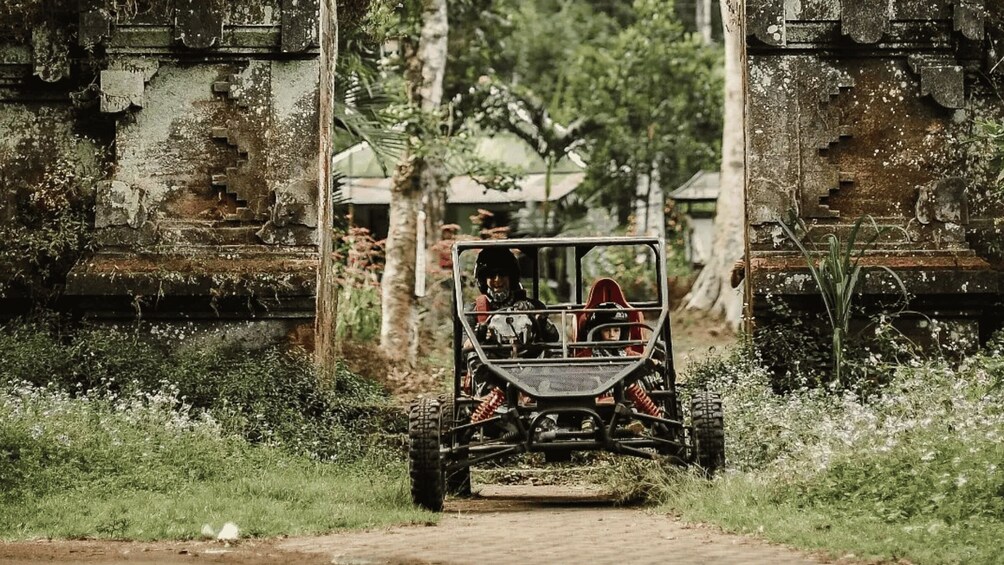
691;390;725;475
439;396;472;496
408;398;446;511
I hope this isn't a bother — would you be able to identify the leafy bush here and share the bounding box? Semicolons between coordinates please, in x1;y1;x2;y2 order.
0;382;427;539
0;322;399;461
0;382;237;502
658;339;1004;563
783;357;1004;525
0;129;103;307
334;227;384;342
687;344;842;471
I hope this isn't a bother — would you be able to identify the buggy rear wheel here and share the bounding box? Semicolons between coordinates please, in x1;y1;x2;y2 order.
691;390;725;475
408;398;445;511
439;396;472;496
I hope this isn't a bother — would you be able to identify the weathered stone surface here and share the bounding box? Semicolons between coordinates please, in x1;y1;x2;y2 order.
915;177;969;226
281;0;319;52
748;0;786;45
95;180;146;228
4;0;328;341
785;0;839;21
99;69;145;112
746;0;1004;343
954;0;986;41
841;0;890;44
175;0;225;49
746;55;851;223
918;64;965;109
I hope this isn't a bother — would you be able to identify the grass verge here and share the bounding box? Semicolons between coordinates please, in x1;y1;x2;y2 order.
603;339;1004;565
0;322;432;541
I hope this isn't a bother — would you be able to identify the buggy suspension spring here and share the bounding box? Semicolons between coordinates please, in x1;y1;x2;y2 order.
627;383;661;418
471;387;505;423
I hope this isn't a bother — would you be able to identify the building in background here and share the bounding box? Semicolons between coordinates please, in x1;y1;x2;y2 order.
334;133;585;238
668;170;719;267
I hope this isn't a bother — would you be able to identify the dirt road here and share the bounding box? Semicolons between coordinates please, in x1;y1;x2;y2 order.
1;484;826;565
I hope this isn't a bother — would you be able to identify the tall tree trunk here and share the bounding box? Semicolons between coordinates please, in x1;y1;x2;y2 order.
315;0;339;379
682;0;744;328
379;0;448;362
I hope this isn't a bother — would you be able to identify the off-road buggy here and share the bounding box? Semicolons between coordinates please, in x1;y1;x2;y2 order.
408;236;725;511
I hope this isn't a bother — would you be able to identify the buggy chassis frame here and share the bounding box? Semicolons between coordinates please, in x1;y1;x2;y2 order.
444;236;693;469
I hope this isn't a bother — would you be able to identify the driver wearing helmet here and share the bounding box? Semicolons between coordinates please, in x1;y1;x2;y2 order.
463;247;559;394
468;247;558;341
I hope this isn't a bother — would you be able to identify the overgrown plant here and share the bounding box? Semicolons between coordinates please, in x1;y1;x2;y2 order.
777;215;908;388
334;227;385;342
0;138;102;306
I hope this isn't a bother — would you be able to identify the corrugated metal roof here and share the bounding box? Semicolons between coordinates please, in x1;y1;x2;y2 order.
668;170;720;201
340;172;585;205
333;132;585;178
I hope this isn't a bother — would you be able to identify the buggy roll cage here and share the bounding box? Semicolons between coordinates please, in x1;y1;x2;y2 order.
450;236;677;399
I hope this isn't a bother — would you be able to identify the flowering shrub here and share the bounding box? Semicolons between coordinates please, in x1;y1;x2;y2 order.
682;335;1004;557
0;323;396;462
334;227;384;342
0;381;233;502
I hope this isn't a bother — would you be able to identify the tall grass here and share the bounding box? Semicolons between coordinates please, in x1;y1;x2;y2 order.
0;321;429;540
627;337;1004;564
0;382;428;540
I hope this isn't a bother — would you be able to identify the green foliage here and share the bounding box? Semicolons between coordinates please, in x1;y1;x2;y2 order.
0;323;396;462
334;227;385;342
0;133;102;306
0;383;428;539
567;0;723;221
0;316;428;540
972;119;1004;196
635;342;1004;563
778;215;908;388
447;0;723;225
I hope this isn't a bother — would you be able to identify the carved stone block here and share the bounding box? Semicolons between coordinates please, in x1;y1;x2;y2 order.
175;0;224;49
916;177;969;225
785;0;839;21
841;0;890;44
919;65;965;109
99;69;145;113
748;0;785;46
281;0;320;53
954;0;986;41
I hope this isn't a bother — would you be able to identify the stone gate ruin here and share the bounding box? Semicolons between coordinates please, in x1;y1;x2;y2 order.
745;0;1004;348
1;0;326;347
